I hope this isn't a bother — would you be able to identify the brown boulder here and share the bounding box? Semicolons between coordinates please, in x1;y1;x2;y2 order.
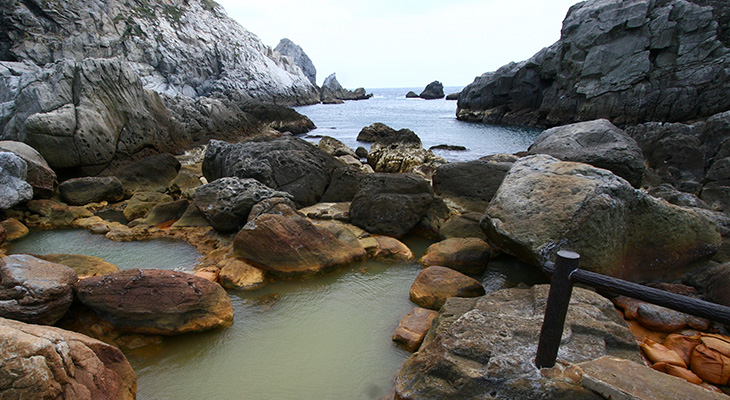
392;307;439;352
418;237;490;275
35;254;120;279
365;235;415;263
409;266;485;310
217;258;266;290
25;199;93;229
75;269;233;335
0;254;78;325
0;317;136;400
122;191;174;221
0;224;5;245
232;214;367;277
1;217;29;241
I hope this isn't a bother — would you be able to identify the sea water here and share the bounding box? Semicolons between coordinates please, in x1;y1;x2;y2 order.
296;87;542;161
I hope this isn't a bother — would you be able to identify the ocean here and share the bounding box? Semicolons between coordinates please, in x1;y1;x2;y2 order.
295;86;542;162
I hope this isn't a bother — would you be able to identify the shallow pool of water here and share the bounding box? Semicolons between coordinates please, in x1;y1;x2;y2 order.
6;229;201;271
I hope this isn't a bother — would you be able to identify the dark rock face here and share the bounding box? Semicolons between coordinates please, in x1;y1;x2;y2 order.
349;173;434;237
0;151;32;209
432;157;514;207
395;285;642;400
419;80;445;99
0;254;77;325
202;137;342;207
0;141;56;198
356;123;421;145
193;177;293;232
528;119;646;187
320;73;372;103
457;0;730;127
59;176;125;206
75;269;233;335
0;317;137;400
242;102;316;134
106;153;181;195
275;38;317;86
405;91;419;98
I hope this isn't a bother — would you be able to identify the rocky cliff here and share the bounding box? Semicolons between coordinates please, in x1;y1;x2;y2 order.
457;0;730;127
0;0;319;173
275;38;317;87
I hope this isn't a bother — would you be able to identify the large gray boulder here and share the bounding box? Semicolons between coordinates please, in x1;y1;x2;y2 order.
528;119;645;187
0;254;78;325
202;137;342;207
0;141;56;198
275;38;317;86
432;155;516;210
481;155;721;282
193;177;294;232
0;317;136;400
0;151;32;209
59;176;125;206
457;0;730;127
350;173;434;237
394;285;642;400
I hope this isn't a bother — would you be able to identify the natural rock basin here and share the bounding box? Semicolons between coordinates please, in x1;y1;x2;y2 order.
4;230;544;399
6;229;201;270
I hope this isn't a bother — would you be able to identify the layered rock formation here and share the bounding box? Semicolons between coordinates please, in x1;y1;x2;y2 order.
275;38;317;86
457;0;730;127
0;0;318;172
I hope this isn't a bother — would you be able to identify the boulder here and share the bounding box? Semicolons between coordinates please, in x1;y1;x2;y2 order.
35;254;119;279
0;317;136;400
439;213;488;240
429;144;467;151
75;269;233;335
395;285;642;400
0;254;78;325
355;146;368;159
245;196;300;223
349;173;434;237
318;136;358;158
241;102;316;134
409;266;485;310
0;141;57;198
168;163;204;197
367;141;445;174
457;0;730;127
365;235;415;263
202;137;342;207
275;38;317;86
0;217;29;241
217;258;266;290
418;238;491;276
0;152;33;209
172;203;214;228
481;155;721;282
320;165;365;202
232;214;367;277
123;191;174;221
357;123;421;145
405;91;419;98
59;176;125;206
445;92;459;100
432;156;515;209
299;202;351;221
392;307;439;352
419;80;445;99
528;119;646;187
130;199;189;227
108;153;181;195
192;177;293;232
25;199;93;229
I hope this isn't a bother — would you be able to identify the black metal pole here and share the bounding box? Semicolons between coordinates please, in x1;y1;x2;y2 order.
535;250;580;369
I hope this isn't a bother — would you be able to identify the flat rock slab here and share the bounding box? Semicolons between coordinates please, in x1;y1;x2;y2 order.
575;356;728;400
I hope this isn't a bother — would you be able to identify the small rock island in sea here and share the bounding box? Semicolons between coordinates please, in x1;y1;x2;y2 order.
2;0;730;399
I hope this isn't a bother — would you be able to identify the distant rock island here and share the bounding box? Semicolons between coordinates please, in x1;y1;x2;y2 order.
320;73;372;104
406;81;445;99
457;0;730;127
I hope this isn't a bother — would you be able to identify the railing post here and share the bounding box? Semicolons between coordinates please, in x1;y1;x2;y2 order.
535;250;580;369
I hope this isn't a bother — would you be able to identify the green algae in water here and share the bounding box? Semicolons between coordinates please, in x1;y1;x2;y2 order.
7;229;200;270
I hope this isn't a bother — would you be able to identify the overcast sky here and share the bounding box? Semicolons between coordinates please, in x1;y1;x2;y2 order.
215;0;581;89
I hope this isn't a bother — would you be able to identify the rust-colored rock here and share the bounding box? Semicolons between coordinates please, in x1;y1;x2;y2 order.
1;217;29;241
75;269;233;335
409;266;485;310
0;316;136;400
392;307;439;352
217;258;266;290
35;253;119;279
418;237;490;275
0;254;77;325
232;214;366;277
368;235;414;263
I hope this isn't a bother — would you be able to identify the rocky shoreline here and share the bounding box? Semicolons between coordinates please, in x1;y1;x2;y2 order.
2;0;730;399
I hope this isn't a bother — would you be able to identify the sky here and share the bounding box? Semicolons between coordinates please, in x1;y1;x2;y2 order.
215;0;581;89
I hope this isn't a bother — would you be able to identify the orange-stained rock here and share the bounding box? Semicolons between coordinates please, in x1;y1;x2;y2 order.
217;258;266;290
76;269;233;335
690;344;730;385
0;316;136;400
1;217;29;241
409;266;485;310
368;235;414;263
35;253;119;279
418;237;490;275
392;307;439;352
233;214;366;277
193;266;220;282
663;334;701;367
640;337;686;367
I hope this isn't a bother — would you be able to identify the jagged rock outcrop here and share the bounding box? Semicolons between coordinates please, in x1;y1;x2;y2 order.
0;317;137;400
0;0;319;171
275;38;317;86
457;0;730;127
419;80;445;99
320;73;371;103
